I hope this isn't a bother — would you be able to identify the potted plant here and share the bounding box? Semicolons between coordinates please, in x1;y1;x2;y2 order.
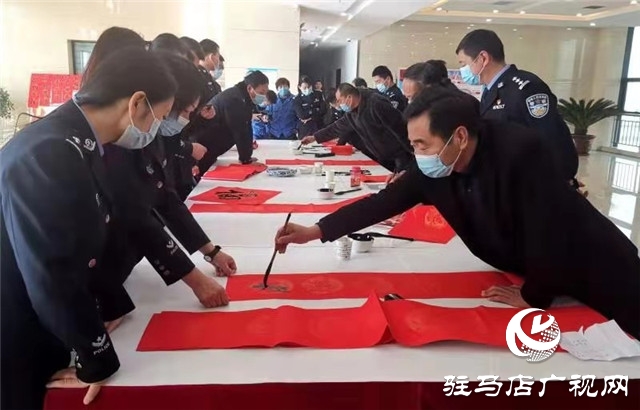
0;87;14;120
557;97;618;156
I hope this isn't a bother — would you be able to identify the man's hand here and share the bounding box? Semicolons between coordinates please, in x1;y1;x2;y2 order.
104;316;124;334
482;285;531;308
47;367;104;405
200;105;216;119
210;251;237;277
191;143;207;161
386;170;406;184
192;165;200;176
252;141;259;149
252;113;262;121
300;135;316;145
183;269;229;308
275;223;323;254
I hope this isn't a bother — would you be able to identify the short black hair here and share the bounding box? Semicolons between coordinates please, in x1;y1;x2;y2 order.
337;83;359;98
404;87;480;141
266;90;278;104
326;88;337;104
404;60;451;87
371;65;393;80
150;33;191;59
180;36;205;60
275;78;290;88
353;77;368;88
455;29;505;62
161;52;202;115
244;70;269;88
200;39;220;56
75;47;177;108
299;76;312;86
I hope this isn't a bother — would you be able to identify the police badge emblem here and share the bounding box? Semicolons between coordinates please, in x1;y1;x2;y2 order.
526;93;549;118
83;139;96;151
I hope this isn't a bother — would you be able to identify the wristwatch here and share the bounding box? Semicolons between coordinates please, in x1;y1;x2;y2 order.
203;245;222;263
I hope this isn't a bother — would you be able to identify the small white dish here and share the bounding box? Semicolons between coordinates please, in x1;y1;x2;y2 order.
317;187;334;200
298;166;313;174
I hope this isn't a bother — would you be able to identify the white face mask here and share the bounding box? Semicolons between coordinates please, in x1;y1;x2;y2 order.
114;98;161;150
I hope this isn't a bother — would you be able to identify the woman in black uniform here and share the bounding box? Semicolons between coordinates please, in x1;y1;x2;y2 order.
86;52;237;328
0;47;178;409
293;76;318;139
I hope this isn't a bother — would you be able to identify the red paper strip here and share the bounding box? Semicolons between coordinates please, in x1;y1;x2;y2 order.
202;163;267;182
28;74;81;108
138;295;608;352
226;271;524;301
388;206;456;244
362;175;389;183
190;196;366;213
266;159;378;166
189;187;280;205
138;294;390;351
382;299;608;349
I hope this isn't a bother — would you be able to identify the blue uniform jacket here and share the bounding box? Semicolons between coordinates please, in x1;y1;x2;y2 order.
0;101;119;408
266;94;297;139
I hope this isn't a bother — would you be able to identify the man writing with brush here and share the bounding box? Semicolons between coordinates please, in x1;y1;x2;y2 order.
274;87;640;340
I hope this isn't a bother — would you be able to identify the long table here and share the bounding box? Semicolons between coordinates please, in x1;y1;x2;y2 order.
45;141;640;409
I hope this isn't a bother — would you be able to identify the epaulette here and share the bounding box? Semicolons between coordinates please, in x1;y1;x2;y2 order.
511;76;531;90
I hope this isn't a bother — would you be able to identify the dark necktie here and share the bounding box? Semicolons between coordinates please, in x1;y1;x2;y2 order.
480;87;489;108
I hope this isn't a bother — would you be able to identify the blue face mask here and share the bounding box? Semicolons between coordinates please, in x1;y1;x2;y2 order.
159;115;189;136
339;103;351;113
301;88;312;96
415;134;461;178
211;68;224;80
376;83;388;93
278;87;290;98
252;93;267;106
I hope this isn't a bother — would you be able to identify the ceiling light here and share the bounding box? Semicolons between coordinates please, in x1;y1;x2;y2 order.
327;26;335;29
436;7;443;11
445;26;449;29
513;28;517;31
386;44;391;47
567;27;572;30
466;26;471;30
486;18;492;22
470;24;475;26
445;32;449;34
400;24;405;27
632;0;638;4
519;10;526;14
340;12;347;16
411;34;415;37
429;37;433;40
519;36;523;40
493;9;499;13
310;42;315;45
576;13;582;16
590;22;596;26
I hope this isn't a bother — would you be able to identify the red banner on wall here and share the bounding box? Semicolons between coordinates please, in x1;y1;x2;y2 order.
28;74;82;108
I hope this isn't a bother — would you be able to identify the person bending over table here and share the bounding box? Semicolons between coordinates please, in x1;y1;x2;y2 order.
300;83;416;178
0;47;178;409
194;70;269;176
94;54;236;332
275;87;640;340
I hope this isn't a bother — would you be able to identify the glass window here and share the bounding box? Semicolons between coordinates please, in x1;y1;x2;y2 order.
69;41;95;75
627;27;640;78
624;82;640;113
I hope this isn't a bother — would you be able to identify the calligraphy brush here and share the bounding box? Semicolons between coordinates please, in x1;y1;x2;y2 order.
263;212;292;288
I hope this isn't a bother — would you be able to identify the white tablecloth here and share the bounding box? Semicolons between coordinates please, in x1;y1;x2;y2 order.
108;141;640;386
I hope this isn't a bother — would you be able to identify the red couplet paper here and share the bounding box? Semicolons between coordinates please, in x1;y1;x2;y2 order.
28;74;82;108
388;206;456;244
382;299;608;349
189;187;281;205
190;196;366;214
202;164;267;182
137;294;390;351
361;175;389;183
266;159;378;166
226;271;524;301
137;294;607;352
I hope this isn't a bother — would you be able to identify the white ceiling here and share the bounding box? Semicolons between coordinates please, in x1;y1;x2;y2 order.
296;0;639;50
408;0;640;27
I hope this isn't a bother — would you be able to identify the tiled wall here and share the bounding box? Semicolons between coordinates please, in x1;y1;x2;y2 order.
358;21;628;148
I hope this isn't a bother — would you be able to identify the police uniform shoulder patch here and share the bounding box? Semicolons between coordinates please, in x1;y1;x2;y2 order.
511;76;530;90
526;93;550;119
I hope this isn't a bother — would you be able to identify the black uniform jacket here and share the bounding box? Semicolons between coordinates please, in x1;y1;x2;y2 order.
480;65;578;182
294;93;319;138
98;135;210;320
314;89;415;173
382;83;407;112
316;120;640;338
0;102;119;408
312;90;327;127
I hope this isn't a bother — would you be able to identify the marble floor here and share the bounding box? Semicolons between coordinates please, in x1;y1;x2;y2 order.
578;151;640;248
